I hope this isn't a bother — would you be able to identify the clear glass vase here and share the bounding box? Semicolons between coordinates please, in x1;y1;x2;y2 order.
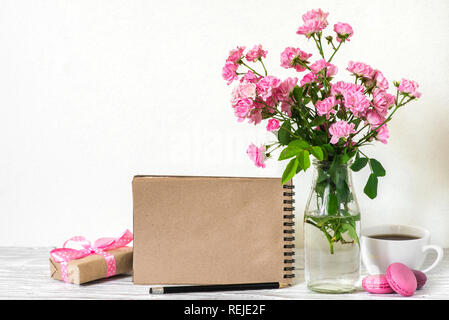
303;160;361;293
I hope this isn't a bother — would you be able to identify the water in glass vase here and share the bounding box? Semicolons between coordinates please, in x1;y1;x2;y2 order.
304;211;361;293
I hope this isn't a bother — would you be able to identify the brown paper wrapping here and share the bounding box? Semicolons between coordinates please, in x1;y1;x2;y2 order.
50;246;133;284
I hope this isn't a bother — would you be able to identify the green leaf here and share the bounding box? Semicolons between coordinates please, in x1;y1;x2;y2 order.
340;150;356;164
315;181;326;198
319;146;328;160
327;193;338;215
297;150;310;171
288;139;310;150
314;130;328;145
278;139;311;160
342;223;360;246
336;108;346;119
310;116;326;127
278;121;292;146
340;210;358;226
339;153;350;164
370;158;386;177
317;168;329;184
310;146;324;161
353;118;362;129
292;86;303;102
310;88;319;104
303;97;311;105
328;156;338;181
281;157;299;185
336;178;351;203
316;216;334;228
350;157;368;172
278;147;298;161
364;174;378;199
303;97;311;106
321;144;334;156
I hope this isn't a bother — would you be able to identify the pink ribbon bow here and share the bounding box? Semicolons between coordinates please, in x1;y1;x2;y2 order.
50;229;133;283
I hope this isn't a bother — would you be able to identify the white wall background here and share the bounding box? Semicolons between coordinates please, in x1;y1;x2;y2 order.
1;0;448;247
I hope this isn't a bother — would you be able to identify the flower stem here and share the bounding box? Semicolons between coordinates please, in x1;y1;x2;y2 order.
358;149;369;158
257;99;290;121
240;61;263;77
352;94;413;148
313;33;325;60
278;124;301;139
328;41;342;63
259;58;268;76
354;105;400;147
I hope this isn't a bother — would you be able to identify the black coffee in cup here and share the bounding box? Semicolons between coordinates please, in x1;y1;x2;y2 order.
368;234;421;241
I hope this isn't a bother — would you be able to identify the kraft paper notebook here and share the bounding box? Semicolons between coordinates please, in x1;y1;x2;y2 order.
132;176;295;285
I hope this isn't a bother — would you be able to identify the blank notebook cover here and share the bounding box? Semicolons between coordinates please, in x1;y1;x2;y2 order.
132;176;295;285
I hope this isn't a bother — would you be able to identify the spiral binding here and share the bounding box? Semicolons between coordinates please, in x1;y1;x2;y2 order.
282;183;295;279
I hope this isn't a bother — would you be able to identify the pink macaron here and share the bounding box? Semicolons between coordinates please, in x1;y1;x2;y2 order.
412;269;427;289
362;274;394;294
386;263;417;296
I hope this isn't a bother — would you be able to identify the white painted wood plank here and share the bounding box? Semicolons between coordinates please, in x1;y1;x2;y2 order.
0;247;447;300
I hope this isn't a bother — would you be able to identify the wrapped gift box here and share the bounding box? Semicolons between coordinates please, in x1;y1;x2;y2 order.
50;246;133;284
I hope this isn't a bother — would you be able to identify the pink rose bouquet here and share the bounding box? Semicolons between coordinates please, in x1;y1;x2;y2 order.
221;9;421;252
222;8;420;197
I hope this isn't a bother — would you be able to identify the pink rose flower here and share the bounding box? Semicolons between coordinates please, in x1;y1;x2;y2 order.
330;81;364;97
248;109;263;125
315;96;339;119
266;119;280;132
222;61;239;85
273;77;297;116
347;61;375;79
310;59;338;77
329;121;356;144
246;44;268;62
226;46;246;64
256;76;282;100
372;88;395;116
302;8;329;23
334;22;354;42
366;110;385;128
280;47;312;72
366;109;389;144
375;125;389;144
343;90;370;118
372;70;389;90
331;81;364;96
300;72;318;86
398;78;422;98
275;77;298;101
247;143;266;168
240;70;260;83
233;98;254;122
297;9;329;38
259;95;276;111
280;101;293;116
231;82;257;104
297;20;327;38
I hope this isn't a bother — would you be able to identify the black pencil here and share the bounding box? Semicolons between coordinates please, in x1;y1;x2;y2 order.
149;282;287;294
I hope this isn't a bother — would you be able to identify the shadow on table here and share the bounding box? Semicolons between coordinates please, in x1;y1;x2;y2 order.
79;272;132;287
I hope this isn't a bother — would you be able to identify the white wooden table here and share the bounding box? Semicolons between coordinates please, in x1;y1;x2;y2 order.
0;247;447;300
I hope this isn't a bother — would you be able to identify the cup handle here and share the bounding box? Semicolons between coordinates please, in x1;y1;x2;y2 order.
420;245;444;273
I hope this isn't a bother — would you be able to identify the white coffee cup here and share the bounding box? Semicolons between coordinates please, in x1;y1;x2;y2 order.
361;224;443;274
